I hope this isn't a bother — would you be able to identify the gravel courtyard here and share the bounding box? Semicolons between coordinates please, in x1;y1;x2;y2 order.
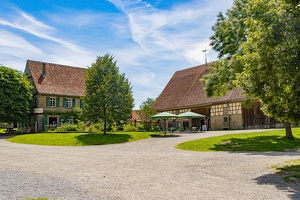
0;129;299;200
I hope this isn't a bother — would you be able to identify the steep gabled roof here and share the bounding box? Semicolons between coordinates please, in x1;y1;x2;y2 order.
26;60;86;97
152;64;245;111
131;110;141;121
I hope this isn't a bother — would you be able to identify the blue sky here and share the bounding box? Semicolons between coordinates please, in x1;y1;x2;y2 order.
0;0;233;109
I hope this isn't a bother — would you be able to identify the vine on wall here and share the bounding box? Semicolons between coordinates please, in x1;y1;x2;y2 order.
43;109;81;118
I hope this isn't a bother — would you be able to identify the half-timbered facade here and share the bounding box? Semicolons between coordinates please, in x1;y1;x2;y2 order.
152;64;283;131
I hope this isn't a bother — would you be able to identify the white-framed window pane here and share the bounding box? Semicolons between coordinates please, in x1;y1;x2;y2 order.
224;117;228;123
67;118;73;124
50;97;56;107
66;99;72;108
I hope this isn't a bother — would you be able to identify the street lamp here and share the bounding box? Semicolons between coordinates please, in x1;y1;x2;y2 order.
202;48;208;65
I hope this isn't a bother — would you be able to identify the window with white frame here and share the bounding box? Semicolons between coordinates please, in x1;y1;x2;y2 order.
67;118;73;124
211;102;242;116
66;98;72;108
224;116;228;123
50;97;56;107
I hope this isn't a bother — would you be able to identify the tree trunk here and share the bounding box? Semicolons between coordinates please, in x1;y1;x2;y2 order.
103;108;107;135
284;122;293;139
104;118;107;135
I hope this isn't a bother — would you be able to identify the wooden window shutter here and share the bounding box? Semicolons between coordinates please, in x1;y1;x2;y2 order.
63;98;66;108
59;116;66;123
46;97;50;107
32;97;36;107
80;100;84;108
44;115;47;126
56;98;60;107
72;99;76;107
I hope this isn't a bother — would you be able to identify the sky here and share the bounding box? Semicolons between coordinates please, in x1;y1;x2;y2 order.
0;0;234;109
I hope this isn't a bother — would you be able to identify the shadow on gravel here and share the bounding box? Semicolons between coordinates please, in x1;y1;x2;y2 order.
150;134;181;138
254;173;300;199
0;134;14;140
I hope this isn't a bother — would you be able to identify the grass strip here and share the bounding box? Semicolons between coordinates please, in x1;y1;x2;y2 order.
176;128;300;152
271;159;300;184
6;132;154;146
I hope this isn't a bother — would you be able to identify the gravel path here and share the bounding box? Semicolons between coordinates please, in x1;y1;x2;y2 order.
0;129;299;200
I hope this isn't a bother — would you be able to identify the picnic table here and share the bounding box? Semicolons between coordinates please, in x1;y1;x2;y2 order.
5;128;16;134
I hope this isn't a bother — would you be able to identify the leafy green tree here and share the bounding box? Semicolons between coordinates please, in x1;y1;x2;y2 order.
83;54;134;134
137;98;157;130
210;0;248;59
205;0;248;97
203;0;300;138
0;66;32;124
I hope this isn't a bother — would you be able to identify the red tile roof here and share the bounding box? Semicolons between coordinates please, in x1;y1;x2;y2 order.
26;60;86;97
131;110;141;120
152;64;245;111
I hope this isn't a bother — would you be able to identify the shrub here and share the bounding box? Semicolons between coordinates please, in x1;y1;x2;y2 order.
137;124;145;131
94;123;104;131
55;123;84;132
123;124;138;132
85;123;105;132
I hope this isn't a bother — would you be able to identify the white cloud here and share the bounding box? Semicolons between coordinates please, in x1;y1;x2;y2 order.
0;7;91;55
0;5;99;70
106;0;234;108
0;0;234;109
108;0;232;64
184;40;211;65
0;29;41;53
51;12;104;28
36;43;95;68
0;8;55;38
0;29;43;69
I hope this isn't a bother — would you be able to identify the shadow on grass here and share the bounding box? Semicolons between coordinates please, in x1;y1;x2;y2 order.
75;133;133;145
254;164;300;199
150;133;181;138
211;135;300;152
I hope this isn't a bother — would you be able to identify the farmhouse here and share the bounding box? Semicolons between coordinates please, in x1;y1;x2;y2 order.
25;60;86;131
152;64;283;131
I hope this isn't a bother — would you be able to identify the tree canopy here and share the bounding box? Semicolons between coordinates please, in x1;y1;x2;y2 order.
0;66;32;124
203;0;300;138
137;98;157;130
210;0;248;59
82;54;134;134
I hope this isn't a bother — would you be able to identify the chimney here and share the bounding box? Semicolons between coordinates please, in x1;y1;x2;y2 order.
42;63;46;78
38;63;46;84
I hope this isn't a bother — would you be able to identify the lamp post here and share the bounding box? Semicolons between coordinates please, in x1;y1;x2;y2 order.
202;48;208;65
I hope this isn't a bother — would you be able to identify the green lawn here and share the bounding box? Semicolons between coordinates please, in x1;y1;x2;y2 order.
272;159;300;184
176;128;300;152
6;132;154;146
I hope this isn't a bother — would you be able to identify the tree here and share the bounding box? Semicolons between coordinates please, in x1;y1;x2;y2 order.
83;54;134;134
203;0;300;138
210;0;248;59
0;66;32;124
137;98;157;130
205;0;248;97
